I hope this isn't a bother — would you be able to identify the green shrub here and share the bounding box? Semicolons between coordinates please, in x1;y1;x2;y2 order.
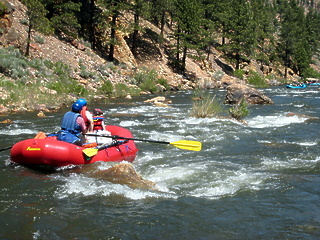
156;78;169;90
79;63;95;79
100;80;114;95
229;98;249;120
34;35;45;44
113;83;130;98
301;67;320;79
247;71;268;87
212;70;224;81
48;79;87;95
0;2;8;15
233;69;245;80
133;68;168;93
0;47;30;80
139;78;158;93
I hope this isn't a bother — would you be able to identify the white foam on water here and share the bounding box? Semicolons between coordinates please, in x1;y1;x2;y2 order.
0;128;37;135
148;165;196;183
119;120;144;127
261;156;320;171
190;169;269;199
54;173;175;200
294;104;304;108
247;113;307;128
294;141;318;146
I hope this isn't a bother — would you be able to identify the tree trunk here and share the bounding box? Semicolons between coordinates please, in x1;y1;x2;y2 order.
181;46;187;72
235;52;240;70
25;24;32;56
90;0;96;50
108;14;117;62
132;13;139;56
160;11;165;37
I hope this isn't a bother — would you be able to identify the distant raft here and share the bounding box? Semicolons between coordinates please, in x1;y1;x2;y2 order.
10;125;138;168
286;84;307;89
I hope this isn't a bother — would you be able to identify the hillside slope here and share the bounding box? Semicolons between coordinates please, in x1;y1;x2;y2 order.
0;0;247;93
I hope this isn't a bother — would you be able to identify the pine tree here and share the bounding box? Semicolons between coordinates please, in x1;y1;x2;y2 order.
129;0;151;56
95;0;129;61
21;0;53;56
171;0;204;72
43;0;81;39
277;0;311;77
149;0;173;38
251;0;277;70
220;0;257;70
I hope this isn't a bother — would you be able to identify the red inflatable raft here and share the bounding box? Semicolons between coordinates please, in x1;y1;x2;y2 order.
10;125;138;168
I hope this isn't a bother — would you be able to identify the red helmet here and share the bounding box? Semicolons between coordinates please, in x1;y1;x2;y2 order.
93;108;103;115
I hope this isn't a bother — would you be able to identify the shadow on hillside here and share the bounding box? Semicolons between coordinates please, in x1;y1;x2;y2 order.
125;28;165;61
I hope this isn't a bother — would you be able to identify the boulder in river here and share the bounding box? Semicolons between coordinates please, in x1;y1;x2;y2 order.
83;162;157;190
224;84;274;105
286;112;319;120
0;119;13;124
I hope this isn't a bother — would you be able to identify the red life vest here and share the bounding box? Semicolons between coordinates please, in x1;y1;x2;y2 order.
93;116;104;130
80;106;90;128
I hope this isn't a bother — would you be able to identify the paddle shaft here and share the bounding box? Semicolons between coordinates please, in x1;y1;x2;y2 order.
0;146;12;152
86;134;170;145
85;134;202;151
0;132;57;153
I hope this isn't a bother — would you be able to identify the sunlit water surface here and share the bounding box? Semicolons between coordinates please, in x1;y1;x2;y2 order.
1;86;320;239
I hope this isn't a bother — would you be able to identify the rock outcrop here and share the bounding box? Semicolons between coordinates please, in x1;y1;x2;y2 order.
225;84;274;105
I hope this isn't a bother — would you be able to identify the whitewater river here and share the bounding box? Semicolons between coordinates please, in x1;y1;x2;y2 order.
0;86;320;239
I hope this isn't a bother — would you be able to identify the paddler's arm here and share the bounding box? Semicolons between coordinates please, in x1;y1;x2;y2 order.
77;116;87;134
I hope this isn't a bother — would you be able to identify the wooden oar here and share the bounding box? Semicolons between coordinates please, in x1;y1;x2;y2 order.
85;134;202;152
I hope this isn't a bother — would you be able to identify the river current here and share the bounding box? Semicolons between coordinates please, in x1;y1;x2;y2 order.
0;86;319;239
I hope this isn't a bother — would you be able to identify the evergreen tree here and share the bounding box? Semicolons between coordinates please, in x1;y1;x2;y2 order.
42;0;81;39
202;0;221;61
171;0;204;72
251;0;277;70
129;0;151;56
21;0;53;56
149;0;173;38
220;0;256;70
305;7;320;56
96;0;129;61
209;0;232;46
277;0;311;77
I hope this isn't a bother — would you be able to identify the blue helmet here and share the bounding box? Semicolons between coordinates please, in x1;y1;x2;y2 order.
76;98;87;107
72;102;82;113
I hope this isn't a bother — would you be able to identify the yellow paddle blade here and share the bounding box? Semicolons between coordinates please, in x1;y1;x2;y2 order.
169;140;202;151
83;148;99;157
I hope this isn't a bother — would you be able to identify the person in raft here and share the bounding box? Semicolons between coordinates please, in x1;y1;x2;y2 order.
57;102;87;146
89;108;112;144
92;108;106;131
76;98;94;132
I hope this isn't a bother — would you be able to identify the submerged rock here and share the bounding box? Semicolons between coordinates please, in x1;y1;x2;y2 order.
37;111;46;117
144;96;172;108
0;119;13;123
83;162;157;190
286;112;319;120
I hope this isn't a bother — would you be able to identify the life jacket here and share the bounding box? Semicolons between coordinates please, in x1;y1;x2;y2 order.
93;116;104;131
80;106;90;128
58;111;83;145
60;111;82;134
